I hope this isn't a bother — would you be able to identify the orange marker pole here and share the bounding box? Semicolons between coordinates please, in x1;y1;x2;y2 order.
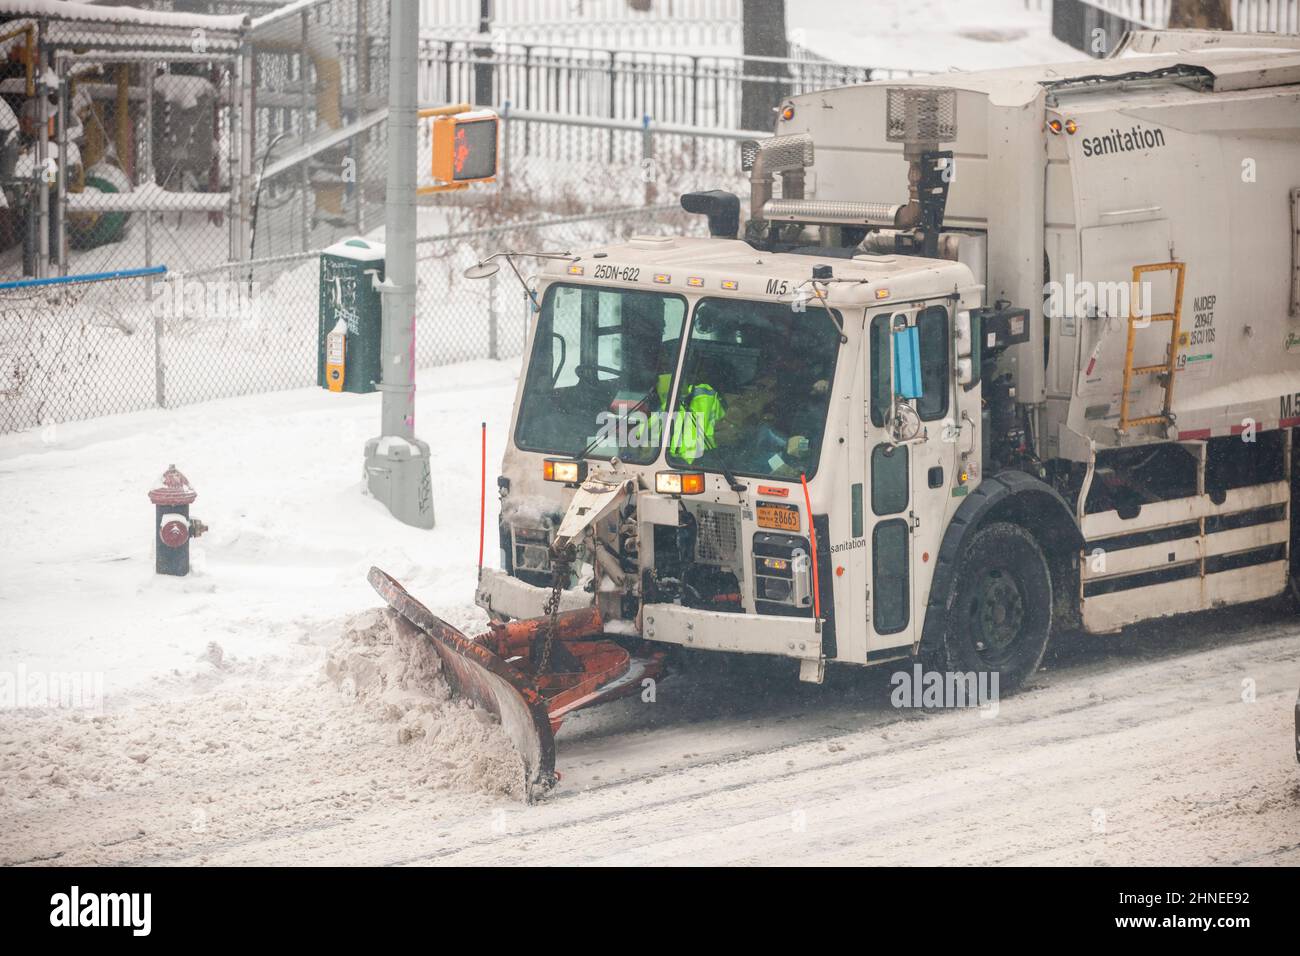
800;472;821;623
478;422;487;580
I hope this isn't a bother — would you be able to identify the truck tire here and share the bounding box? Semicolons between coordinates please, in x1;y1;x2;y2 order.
940;521;1052;692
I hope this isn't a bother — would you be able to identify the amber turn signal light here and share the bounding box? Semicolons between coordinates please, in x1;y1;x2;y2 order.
656;471;705;495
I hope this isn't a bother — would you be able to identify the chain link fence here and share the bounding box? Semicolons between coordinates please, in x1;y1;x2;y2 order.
231;0;391;260
0;0;390;286
0;6;246;284
0;202;703;434
0;270;162;432
492;109;752;213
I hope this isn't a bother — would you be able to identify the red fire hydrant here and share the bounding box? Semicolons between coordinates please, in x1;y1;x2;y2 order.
148;464;207;576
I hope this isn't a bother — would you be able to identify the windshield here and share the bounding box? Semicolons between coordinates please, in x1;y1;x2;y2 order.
515;283;687;464
667;297;841;480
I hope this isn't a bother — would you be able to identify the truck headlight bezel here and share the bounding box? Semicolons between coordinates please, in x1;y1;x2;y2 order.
543;459;587;484
656;471;705;496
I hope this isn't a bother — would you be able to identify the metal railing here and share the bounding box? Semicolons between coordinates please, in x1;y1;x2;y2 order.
416;36;927;131
1232;0;1300;31
418;0;744;49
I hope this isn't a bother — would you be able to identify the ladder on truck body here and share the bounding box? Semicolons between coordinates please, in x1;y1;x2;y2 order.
1118;261;1187;435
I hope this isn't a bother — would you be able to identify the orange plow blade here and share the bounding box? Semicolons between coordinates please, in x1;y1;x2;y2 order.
368;567;664;801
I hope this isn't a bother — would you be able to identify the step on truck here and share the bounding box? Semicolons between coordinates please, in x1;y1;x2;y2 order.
373;30;1300;798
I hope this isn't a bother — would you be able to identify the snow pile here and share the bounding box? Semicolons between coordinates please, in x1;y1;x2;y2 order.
324;608;525;798
0;608;525;865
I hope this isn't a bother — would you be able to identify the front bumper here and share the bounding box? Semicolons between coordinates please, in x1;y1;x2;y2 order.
641;602;822;662
476;567;593;620
476;570;823;667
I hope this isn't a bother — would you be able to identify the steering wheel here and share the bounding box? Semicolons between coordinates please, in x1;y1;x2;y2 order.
574;363;621;383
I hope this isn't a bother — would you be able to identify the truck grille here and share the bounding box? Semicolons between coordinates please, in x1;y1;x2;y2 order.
512;526;552;574
694;507;739;566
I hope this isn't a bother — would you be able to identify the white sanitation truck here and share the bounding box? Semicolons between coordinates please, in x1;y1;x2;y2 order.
372;30;1300;796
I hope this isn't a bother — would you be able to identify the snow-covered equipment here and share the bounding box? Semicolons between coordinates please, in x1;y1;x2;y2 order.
382;30;1300;797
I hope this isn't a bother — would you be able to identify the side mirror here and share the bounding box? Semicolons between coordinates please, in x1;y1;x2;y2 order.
893;324;923;400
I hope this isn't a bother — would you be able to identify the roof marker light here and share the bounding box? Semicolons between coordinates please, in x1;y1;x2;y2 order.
654;273;671;284
687;276;704;288
721;279;738;290
567;264;584;275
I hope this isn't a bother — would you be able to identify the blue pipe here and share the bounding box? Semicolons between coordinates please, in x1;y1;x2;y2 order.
0;264;168;292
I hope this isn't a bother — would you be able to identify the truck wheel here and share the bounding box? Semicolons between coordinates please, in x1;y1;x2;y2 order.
942;521;1052;692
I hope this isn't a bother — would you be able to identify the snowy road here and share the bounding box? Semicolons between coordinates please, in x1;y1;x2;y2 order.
4;603;1298;866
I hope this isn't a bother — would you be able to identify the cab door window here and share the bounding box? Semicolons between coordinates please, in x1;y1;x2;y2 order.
916;305;950;421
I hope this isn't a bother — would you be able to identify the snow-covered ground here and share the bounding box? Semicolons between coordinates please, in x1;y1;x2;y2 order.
2;362;1299;865
791;0;1083;72
0;360;514;697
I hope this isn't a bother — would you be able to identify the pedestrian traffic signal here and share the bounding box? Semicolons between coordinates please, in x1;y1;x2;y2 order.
430;110;498;186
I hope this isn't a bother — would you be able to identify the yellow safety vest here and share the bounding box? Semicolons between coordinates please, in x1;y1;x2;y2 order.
670;383;725;462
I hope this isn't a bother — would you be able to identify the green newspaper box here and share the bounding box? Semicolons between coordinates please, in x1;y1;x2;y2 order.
318;238;385;393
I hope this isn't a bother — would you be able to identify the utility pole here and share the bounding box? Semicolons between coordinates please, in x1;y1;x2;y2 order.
473;0;494;107
740;0;788;132
364;0;435;529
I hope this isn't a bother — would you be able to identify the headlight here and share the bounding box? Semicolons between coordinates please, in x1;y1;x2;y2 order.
656;471;704;495
543;459;586;483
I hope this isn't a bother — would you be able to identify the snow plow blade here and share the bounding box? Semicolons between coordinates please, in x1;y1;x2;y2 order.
368;567;666;802
368;567;559;800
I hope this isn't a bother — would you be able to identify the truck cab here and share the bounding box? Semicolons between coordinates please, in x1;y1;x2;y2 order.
478;236;987;681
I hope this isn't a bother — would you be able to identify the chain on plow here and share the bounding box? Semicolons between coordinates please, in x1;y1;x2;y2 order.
536;545;574;676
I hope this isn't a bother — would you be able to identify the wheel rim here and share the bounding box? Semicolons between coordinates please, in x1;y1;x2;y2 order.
965;567;1027;666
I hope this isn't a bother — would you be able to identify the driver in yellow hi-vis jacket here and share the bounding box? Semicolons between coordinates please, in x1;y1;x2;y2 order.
669;380;726;462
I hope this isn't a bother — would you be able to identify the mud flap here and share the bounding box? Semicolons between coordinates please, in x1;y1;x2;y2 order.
368;567;558;801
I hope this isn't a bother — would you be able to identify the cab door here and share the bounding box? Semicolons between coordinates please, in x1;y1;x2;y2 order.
865;309;914;652
906;302;957;643
864;302;956;656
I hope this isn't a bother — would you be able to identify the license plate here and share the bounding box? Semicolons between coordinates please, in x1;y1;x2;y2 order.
756;501;800;532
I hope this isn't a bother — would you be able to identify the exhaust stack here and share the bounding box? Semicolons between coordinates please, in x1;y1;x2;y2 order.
741;133;815;230
886;87;957;229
